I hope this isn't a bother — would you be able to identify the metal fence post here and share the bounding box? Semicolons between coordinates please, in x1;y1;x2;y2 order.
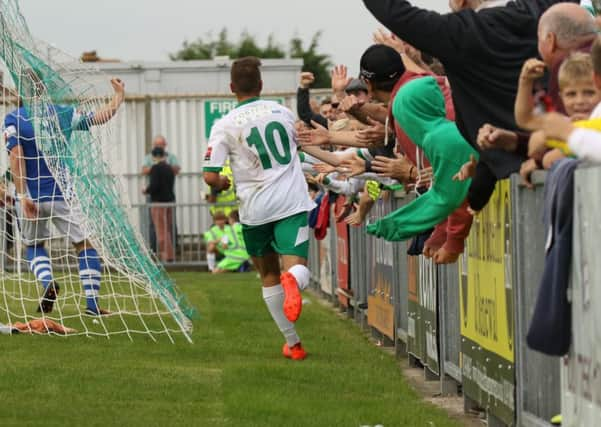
511;173;560;427
392;191;410;355
438;262;462;393
562;166;601;426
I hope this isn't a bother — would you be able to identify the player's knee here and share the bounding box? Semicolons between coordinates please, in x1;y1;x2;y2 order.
281;255;307;271
288;264;311;291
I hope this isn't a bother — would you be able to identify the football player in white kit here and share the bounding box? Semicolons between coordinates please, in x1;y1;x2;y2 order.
203;57;315;360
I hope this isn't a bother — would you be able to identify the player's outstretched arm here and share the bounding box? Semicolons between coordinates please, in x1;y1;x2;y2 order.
90;78;125;126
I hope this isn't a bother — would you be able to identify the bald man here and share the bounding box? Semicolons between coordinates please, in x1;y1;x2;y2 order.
538;2;599;112
141;135;181;176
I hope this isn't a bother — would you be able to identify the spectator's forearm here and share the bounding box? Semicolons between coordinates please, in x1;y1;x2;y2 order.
333;88;346;102
297;87;328;127
363;0;454;62
401;53;427;74
297;87;317;124
350;103;388;125
323;176;364;196
357;190;375;221
301;146;354;166
329;130;371;147
514;79;540;130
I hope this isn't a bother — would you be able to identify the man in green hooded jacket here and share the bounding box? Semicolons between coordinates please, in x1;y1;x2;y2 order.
366;76;478;241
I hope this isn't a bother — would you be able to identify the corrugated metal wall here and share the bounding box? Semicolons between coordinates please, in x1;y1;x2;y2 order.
0;92;312;239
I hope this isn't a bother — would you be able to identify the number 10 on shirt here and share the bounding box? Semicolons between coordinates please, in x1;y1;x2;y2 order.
246;121;292;169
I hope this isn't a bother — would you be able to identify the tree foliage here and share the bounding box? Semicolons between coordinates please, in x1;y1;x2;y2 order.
170;29;331;88
289;32;331;88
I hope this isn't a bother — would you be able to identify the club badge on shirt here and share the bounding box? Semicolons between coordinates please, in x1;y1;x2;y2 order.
204;146;213;161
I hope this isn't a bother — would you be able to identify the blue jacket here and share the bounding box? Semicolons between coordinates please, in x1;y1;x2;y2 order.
527;158;579;356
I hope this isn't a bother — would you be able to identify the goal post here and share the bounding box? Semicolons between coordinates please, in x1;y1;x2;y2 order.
0;0;197;341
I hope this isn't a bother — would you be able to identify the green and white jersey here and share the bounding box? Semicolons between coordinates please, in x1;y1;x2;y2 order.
203;98;315;226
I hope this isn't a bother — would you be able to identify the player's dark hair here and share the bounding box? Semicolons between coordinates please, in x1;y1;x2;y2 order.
231;57;262;95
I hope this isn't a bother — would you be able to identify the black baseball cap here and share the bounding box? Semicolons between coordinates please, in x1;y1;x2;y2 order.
359;44;405;82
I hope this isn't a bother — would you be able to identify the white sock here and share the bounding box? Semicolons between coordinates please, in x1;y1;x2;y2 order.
263;285;300;347
207;253;216;271
288;264;311;291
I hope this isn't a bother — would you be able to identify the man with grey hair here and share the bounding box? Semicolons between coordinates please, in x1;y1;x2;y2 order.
538;2;599;112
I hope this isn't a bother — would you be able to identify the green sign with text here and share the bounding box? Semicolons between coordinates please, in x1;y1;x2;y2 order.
204;98;285;139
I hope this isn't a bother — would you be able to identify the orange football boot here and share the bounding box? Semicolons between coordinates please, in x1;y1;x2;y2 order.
280;272;302;322
282;342;307;360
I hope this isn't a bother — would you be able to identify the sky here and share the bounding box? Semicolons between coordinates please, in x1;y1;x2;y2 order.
19;0;447;76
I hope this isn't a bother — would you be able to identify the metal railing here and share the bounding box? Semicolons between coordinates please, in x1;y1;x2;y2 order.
0;200;228;270
511;173;561;427
561;165;601;426
130;201;210;267
306;170;599;427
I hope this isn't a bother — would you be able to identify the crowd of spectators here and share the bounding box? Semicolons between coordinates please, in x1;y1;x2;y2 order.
289;0;601;356
292;1;599;266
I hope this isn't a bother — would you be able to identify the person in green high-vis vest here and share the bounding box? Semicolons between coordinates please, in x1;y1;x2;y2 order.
366;76;478;241
208;164;237;217
203;211;230;272
213;210;251;273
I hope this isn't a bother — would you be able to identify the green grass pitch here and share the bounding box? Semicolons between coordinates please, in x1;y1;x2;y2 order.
0;272;462;427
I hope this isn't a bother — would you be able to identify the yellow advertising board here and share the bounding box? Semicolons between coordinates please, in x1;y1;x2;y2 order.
459;179;514;363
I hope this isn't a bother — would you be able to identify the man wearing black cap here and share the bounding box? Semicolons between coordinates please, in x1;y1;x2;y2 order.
362;0;577;210
359;44;455;182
